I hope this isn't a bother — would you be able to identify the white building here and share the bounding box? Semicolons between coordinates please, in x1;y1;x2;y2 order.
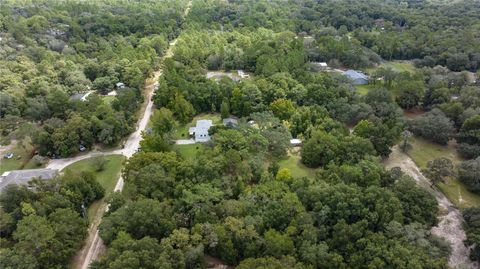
189;120;213;142
238;70;250;79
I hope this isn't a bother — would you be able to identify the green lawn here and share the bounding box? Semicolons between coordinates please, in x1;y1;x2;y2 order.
383;61;416;73
406;136;479;209
173;144;203;160
278;150;316;178
0;137;38;173
173;113;222;139
407;137;462;169
63;154;125;220
355;84;379;95
365;60;416;74
438;178;480;209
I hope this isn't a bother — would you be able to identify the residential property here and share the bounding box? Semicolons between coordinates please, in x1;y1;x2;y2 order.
0;168;58;192
344;70;369;85
189;120;213;142
222;117;238;127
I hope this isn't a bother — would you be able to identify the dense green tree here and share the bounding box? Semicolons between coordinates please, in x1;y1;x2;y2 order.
458;157;480;193
409;109;454;145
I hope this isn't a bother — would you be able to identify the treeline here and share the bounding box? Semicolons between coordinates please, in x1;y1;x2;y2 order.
187;0;480;72
0;0;188;156
0;172;105;268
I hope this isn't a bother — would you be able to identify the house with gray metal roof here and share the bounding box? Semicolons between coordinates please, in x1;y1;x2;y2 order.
0;169;58;192
344;70;369;85
189;120;213;142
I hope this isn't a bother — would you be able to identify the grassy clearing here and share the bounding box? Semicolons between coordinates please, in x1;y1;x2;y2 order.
406;136;480;208
438;178;480;209
173;113;222;139
278;149;316;178
407;137;462;169
0;137;38;173
63;154;125;220
383;61;416;73
365;60;416;74
173;144;203;160
355;84;379;95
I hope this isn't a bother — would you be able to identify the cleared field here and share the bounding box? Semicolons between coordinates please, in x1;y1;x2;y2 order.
278;150;316;178
406;136;479;209
355;84;380;95
407;137;462;169
365;60;416;74
63;154;125;220
438;178;480;209
173;143;203;160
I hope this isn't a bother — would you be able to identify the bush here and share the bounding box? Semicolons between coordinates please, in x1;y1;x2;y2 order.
89;155;108;172
458;157;480;193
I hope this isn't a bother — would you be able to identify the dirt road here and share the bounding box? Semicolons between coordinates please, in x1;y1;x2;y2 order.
72;3;191;268
384;146;478;269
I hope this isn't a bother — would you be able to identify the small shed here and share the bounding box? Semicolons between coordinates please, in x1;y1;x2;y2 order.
222;118;238;127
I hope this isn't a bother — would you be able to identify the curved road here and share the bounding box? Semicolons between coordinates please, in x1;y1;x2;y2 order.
384;146;478;269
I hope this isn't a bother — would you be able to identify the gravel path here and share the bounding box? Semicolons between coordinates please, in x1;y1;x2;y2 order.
73;2;192;268
384;146;478;269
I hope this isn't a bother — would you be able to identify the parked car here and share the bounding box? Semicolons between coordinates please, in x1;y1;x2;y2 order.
79;145;87;152
4;153;14;159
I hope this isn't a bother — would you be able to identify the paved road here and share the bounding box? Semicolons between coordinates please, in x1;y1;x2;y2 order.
384;146;477;269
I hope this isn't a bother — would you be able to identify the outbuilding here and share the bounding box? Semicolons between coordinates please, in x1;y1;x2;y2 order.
344;70;369;85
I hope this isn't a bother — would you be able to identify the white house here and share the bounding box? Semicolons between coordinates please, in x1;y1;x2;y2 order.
189;120;213;142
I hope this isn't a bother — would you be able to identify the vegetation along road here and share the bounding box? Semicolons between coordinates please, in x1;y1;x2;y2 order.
385;146;478;269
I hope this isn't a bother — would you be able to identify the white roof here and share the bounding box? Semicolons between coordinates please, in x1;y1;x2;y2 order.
290;139;302;145
319;62;328;67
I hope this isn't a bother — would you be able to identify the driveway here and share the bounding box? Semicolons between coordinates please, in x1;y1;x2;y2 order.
175;139;195;145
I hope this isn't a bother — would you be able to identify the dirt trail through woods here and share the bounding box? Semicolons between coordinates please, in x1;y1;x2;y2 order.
384;146;478;269
71;2;192;269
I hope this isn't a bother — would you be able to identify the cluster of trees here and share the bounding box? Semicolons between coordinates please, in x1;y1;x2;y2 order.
463;207;480;262
0;172;105;268
188;0;480;72
94;3;450;265
0;0;189;156
94;144;448;268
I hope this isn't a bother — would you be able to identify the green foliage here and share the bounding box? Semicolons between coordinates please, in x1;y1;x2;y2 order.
409;109;455;145
458;157;480;193
463;207;480;262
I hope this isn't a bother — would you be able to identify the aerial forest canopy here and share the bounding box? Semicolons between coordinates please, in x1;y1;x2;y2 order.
1;0;480;269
